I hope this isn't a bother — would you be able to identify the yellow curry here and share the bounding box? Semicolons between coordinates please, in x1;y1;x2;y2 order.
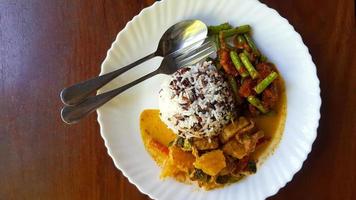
140;80;286;189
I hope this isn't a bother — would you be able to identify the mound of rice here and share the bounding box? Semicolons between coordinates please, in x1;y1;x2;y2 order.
158;61;236;138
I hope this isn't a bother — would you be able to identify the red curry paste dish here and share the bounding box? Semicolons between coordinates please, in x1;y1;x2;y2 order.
140;23;287;190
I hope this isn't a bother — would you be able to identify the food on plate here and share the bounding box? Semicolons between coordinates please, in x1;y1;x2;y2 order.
158;61;236;138
140;23;287;190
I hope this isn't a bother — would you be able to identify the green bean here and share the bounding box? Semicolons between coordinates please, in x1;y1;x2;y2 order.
227;75;238;95
214;34;220;49
218;32;235;50
243;33;260;56
254;72;278;94
243;49;252;60
236;35;250;51
247;96;267;113
221;25;251;38
208;22;232;35
236;35;247;44
226;43;236;50
243;49;258;65
227;75;242;104
239;52;259;79
260;55;268;62
218;31;226;49
230;51;248;77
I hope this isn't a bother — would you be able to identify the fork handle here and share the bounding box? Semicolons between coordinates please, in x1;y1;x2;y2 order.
61;69;159;124
60;52;157;106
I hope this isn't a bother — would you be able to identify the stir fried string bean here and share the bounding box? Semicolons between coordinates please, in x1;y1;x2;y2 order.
254;72;278;94
247;96;267;113
219;31;227;49
244;33;260;57
227;75;242;104
236;35;249;50
239;52;259;79
208;23;232;35
209;22;280;117
260;55;268;62
230;51;248;77
221;25;251;38
236;35;247;44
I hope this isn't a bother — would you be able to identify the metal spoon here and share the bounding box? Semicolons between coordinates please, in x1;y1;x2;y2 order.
60;19;207;106
61;39;216;124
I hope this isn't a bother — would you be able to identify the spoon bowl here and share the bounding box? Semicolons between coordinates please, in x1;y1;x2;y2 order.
157;20;208;56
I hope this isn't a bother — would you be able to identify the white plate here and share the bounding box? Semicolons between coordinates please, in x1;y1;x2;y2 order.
97;0;321;199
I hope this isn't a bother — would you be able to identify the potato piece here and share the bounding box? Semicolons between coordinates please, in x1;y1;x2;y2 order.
169;146;195;172
222;140;247;159
223;130;264;160
194;150;226;176
235;120;257;142
161;159;180;179
161;161;189;182
161;146;195;180
220;124;236;144
237;120;256;135
220;117;250;143
193;137;219;150
241;130;264;154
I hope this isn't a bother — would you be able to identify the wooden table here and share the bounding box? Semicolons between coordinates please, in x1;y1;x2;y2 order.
1;0;355;199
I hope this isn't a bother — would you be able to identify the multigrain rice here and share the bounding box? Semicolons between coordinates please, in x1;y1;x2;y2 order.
159;61;236;138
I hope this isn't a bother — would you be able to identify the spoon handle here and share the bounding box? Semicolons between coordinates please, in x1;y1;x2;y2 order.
61;70;159;124
60;52;156;106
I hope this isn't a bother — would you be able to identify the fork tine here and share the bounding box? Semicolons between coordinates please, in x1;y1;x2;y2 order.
178;46;216;66
176;40;216;66
169;38;208;58
174;38;214;61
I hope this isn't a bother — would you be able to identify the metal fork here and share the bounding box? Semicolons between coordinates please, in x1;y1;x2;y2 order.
61;39;216;124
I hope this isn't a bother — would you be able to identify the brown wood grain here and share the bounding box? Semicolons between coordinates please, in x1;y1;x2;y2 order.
0;0;355;199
